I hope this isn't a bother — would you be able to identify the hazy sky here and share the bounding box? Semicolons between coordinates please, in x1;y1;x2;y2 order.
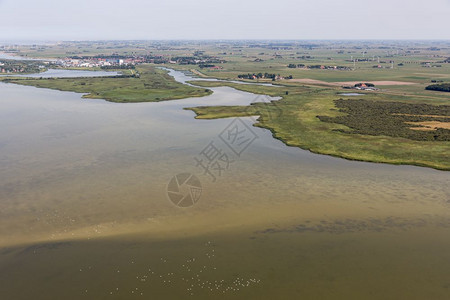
1;0;449;41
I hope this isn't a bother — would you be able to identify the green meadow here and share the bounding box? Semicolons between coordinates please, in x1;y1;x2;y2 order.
0;65;212;103
186;80;450;170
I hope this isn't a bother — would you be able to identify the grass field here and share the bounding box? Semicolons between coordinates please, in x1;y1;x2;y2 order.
186;80;450;170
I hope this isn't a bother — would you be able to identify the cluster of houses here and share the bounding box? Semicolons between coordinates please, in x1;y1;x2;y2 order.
351;83;378;91
237;73;292;80
341;83;378;91
168;55;226;66
1;67;25;73
420;62;443;68
0;61;45;73
55;54;227;69
288;64;352;70
56;57;145;68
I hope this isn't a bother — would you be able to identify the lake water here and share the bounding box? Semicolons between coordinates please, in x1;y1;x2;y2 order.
0;52;44;61
163;68;276;87
0;52;58;62
0;53;118;77
0;68;120;78
0;69;449;300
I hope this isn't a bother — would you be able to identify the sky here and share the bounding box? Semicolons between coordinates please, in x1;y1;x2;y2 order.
0;0;449;41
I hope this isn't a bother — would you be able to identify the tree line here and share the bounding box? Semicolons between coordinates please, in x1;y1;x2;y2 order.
426;83;450;92
237;73;292;80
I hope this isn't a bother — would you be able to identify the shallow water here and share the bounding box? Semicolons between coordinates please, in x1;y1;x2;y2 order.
0;68;120;78
163;67;277;87
0;70;449;299
0;52;46;61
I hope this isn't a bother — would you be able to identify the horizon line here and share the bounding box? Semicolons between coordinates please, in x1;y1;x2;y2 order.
1;38;450;44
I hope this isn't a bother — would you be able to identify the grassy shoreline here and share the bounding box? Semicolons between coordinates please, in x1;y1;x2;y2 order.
0;65;212;103
186;80;450;171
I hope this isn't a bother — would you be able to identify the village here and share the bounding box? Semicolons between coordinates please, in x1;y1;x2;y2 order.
57;53;226;69
56;56;147;68
0;60;45;73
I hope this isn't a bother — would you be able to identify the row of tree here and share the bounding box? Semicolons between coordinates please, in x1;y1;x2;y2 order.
355;83;375;87
288;64;351;70
237;73;293;80
238;73;277;79
426;83;450;92
100;65;135;70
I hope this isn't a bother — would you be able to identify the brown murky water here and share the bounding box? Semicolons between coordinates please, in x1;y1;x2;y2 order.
0;70;449;299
